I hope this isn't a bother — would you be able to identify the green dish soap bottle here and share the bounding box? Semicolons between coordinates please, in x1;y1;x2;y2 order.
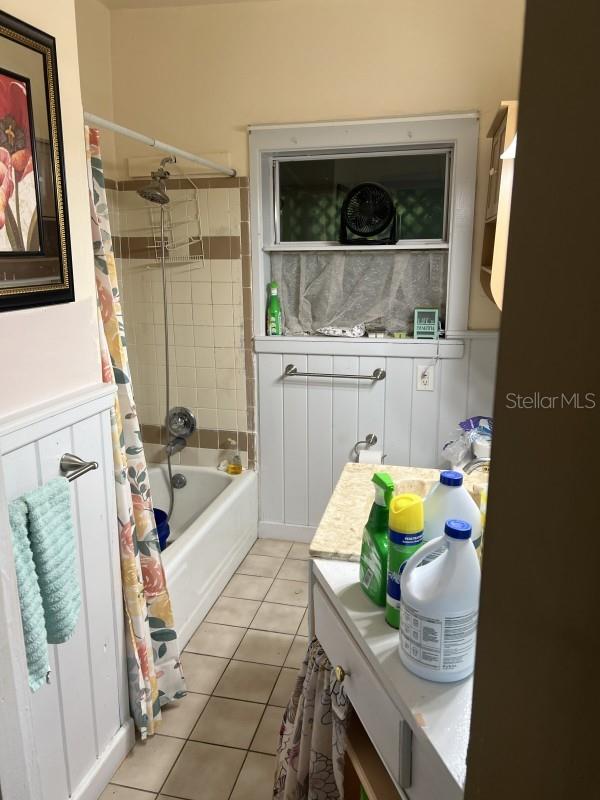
359;472;395;606
385;493;424;628
266;281;282;335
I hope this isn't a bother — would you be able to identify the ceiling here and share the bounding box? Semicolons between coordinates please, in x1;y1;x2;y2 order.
99;0;277;8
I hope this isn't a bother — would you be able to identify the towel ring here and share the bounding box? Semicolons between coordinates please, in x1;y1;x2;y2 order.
60;453;99;483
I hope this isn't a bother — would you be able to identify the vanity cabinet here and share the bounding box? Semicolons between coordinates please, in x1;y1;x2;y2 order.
310;557;470;800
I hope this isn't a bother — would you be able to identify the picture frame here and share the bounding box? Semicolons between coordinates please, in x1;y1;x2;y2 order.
413;307;439;339
0;10;73;311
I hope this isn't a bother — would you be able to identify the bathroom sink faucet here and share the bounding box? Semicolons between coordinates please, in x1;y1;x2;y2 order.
463;457;491;475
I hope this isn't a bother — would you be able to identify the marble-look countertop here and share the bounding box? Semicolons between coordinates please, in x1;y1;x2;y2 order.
310;463;486;561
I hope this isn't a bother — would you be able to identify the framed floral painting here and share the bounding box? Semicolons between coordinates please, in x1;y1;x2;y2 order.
0;11;73;311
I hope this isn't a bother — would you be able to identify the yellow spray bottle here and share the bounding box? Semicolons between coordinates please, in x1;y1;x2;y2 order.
385;493;424;628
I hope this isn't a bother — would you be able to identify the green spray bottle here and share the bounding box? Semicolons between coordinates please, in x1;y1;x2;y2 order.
266;281;282;335
359;472;395;606
385;493;424;628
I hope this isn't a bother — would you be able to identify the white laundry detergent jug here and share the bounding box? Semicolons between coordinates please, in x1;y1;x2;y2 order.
399;519;481;682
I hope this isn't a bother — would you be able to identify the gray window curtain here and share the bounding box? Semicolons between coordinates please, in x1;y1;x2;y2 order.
270;250;447;335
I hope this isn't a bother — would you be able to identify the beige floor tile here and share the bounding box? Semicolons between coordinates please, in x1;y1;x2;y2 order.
161;740;245;800
269;668;299;707
185;622;245;658
264;579;308;607
288;543;310;560
157;692;209;738
251;706;284;755
223;574;273;601
251;602;304;634
234;629;294;666
250;539;292;558
230;752;276;800
112;734;184;793
99;786;156;800
284;635;309;669
180;652;228;694
214;660;280;703
190;696;264;749
237;554;284;578
206;596;260;627
277;559;310;582
298;608;309;636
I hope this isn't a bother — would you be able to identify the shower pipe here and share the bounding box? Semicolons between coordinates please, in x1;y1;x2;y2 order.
83;112;237;177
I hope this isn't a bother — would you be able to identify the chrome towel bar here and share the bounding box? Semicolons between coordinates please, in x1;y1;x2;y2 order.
60;453;99;483
284;364;386;381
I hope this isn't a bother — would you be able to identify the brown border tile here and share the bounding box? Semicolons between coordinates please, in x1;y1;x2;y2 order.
242;256;252;288
240;222;250;256
199;429;219;449
240;187;249;222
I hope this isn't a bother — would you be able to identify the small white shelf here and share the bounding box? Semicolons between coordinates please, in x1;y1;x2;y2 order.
254;335;464;358
263;243;449;253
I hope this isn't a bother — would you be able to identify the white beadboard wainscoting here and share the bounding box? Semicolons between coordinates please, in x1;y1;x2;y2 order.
0;384;133;800
256;334;498;541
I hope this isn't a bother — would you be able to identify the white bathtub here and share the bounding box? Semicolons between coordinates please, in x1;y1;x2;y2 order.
149;464;258;646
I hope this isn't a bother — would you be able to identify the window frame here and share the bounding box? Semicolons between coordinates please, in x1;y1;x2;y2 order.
249;114;479;338
272;146;453;247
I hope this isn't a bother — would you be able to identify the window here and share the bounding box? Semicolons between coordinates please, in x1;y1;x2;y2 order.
275;149;450;245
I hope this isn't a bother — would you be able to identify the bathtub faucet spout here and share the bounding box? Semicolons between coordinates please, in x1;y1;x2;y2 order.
166;436;186;456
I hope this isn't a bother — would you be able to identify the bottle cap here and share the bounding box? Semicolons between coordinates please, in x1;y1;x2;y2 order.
440;470;463;487
389;493;424;534
372;472;395;507
444;519;472;539
269;281;279;293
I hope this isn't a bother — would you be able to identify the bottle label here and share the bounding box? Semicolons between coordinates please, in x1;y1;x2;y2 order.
400;602;478;672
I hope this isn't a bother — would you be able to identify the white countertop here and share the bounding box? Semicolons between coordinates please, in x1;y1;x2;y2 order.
313;557;472;795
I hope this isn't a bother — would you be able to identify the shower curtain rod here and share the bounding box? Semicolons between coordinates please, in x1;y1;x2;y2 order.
83;112;237;178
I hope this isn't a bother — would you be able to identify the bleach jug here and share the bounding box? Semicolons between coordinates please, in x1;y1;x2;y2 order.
399;519;481;682
423;471;482;557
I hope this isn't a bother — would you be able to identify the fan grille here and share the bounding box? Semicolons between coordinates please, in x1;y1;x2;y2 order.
342;182;395;237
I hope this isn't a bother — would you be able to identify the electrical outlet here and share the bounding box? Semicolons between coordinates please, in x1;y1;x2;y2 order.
416;363;435;391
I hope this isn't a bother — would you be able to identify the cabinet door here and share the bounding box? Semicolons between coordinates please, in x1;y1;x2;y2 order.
485;115;507;221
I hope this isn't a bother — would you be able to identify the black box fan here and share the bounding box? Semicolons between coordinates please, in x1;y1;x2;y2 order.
340;182;397;245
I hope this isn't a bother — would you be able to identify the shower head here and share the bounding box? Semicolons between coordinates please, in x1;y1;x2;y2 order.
137;156;175;205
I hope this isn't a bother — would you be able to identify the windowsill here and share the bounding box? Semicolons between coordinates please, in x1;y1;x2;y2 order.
253;335;465;359
263;243;449;252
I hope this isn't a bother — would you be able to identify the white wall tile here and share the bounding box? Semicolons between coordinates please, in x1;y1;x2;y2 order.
216;388;237;410
215;348;235;369
175;346;196;367
192;283;212;304
196;408;218;428
178;387;198;408
213;306;234;326
174;325;195;347
194;326;214;348
217;409;238;429
196;368;217;389
216;368;236;389
195;347;216;368
177;366;197;387
214;326;235;348
193;304;213;325
212;284;233;305
210;261;232;282
171;304;193;325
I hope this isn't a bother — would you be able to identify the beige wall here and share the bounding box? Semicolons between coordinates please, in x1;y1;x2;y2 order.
90;0;525;329
75;0;117;174
0;0;100;417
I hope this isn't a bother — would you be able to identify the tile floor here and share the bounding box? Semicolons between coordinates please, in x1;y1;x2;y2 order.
102;539;311;800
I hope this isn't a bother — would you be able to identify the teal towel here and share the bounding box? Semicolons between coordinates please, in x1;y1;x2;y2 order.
8;499;50;692
23;478;81;645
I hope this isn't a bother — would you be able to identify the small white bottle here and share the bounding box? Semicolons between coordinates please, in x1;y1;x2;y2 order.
424;470;482;553
399;519;481;683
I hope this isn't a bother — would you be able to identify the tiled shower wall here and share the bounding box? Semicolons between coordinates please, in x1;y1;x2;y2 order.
105;176;255;469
